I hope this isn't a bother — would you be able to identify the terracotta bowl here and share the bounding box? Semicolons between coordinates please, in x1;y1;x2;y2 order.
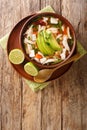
20;12;76;69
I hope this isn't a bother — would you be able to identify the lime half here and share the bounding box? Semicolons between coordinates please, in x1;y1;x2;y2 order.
24;62;38;76
9;49;25;64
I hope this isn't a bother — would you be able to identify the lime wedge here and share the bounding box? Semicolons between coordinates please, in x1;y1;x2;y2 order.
9;49;25;64
24;62;38;76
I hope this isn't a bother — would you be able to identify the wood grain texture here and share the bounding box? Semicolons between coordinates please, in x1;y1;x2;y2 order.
1;61;22;130
22;81;41;130
0;0;87;130
0;0;22;130
0;47;3;130
20;0;40;18
61;0;87;130
41;80;62;130
78;1;87;129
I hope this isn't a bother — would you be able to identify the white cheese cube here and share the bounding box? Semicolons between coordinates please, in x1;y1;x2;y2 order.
40;58;47;64
29;50;35;57
43;17;48;22
27;44;32;51
25;44;32;54
24;38;29;43
50;17;58;24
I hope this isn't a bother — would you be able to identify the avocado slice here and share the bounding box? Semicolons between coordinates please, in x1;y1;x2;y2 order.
37;31;55;56
43;30;62;51
36;35;47;55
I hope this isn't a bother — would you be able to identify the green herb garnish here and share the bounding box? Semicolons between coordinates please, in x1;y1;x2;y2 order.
32;24;38;31
68;39;73;47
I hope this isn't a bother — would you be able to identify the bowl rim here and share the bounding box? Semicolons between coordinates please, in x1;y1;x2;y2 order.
19;12;76;69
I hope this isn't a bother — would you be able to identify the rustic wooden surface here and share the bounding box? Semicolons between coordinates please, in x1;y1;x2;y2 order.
0;0;87;130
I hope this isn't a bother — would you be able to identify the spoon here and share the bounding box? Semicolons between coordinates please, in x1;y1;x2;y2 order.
34;53;80;83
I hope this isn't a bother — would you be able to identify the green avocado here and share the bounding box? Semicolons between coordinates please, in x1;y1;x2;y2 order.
43;30;62;51
36;35;47;55
36;31;54;55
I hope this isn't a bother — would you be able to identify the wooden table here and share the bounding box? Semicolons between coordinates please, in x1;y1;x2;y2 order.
0;0;87;130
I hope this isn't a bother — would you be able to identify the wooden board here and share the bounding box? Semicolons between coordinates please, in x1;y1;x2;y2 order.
0;0;87;130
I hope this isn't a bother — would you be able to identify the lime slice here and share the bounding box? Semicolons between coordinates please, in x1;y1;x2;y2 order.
9;49;25;64
24;62;38;76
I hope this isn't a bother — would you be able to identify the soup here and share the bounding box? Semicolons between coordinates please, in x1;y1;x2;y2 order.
23;16;73;65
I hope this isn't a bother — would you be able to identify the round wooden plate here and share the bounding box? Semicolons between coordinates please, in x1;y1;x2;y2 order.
7;14;72;82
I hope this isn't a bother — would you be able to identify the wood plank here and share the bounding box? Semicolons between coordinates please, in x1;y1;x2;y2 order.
0;0;22;130
61;0;82;30
80;58;87;130
0;48;3;130
20;0;40;18
22;81;41;130
78;0;87;129
40;2;62;130
0;2;2;130
60;67;82;130
41;80;62;130
0;0;21;36
0;0;3;129
21;0;42;130
61;0;87;129
1;61;22;130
